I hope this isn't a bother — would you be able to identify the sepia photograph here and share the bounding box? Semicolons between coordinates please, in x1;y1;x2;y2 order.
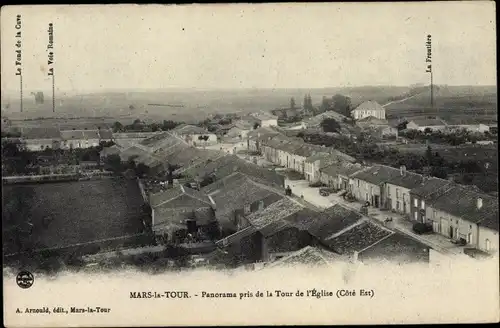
1;2;498;326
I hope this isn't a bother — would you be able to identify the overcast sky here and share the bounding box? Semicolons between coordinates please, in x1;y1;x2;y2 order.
1;2;496;93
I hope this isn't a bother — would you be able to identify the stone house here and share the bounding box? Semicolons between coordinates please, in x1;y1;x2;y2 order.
349;165;403;208
425;185;499;254
319;162;364;190
149;185;218;243
409;177;452;223
351;101;386;120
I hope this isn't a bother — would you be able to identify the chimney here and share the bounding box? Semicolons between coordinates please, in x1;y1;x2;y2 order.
400;165;406;176
477;198;483;210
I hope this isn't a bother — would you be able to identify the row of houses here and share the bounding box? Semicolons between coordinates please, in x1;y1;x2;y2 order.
242;127;498;257
318;163;498;256
15;127;114;151
405;117;492;133
247;128;357;179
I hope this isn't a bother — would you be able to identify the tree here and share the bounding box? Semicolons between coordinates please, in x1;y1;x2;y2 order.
135;163;150;177
332;94;352;116
253;122;260;130
320;118;341;133
397;120;408;131
425;145;433;166
104;154;122;172
430;166;448;179
290;97;296;110
112;121;124;133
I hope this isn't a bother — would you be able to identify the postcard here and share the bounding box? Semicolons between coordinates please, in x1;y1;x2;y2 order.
1;2;499;327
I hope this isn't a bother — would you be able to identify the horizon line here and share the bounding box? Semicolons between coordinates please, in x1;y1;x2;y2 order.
1;84;497;97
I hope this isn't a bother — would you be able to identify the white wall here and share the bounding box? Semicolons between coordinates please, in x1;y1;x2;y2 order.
260;119;278;127
386;183;412;215
478;226;498;254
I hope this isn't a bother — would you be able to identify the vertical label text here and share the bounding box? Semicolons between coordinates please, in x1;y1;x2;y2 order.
15;15;22;75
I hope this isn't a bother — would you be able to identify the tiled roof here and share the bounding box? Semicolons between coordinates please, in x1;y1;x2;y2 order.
267;246;341;268
324;220;393;255
250;111;279;121
292;144;327;157
119;146;150;162
304;111;347;127
410;177;451;198
320;162;364;178
304;152;333;163
98;129;113;139
274;140;304;153
205;173;283;231
247;127;281;140
100;145;121;157
352;100;385;113
386;170;426;190
155;143;190;160
358;232;430;263
408;117;448;127
150;185;213;208
246;198;303;231
174;124;210;135
139;132;172;146
428;185;499;230
289;204;362;240
350;165;403;185
21;127;61;139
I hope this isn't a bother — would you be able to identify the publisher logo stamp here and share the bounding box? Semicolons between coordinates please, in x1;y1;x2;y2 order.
16;271;34;289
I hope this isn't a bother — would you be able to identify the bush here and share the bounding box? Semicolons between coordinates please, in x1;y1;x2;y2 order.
412;222;433;235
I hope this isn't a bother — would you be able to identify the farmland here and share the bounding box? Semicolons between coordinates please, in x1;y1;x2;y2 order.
2;178;147;255
2;86;412;126
385;85;497;125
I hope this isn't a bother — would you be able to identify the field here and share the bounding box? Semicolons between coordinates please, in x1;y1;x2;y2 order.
385;85;497;125
2;86;412;126
2;85;495;130
2;178;146;255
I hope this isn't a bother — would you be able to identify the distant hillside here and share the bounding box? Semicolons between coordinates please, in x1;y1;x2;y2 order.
384;85;497;124
2;86;495;124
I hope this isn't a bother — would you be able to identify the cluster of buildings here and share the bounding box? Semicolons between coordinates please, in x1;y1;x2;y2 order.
98;118;498;269
11;126;114;151
405;117;492;133
243;128;499;258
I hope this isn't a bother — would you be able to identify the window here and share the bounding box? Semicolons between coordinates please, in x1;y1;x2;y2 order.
387;186;391;196
414;212;418;220
467;233;472;244
258;200;264;211
396;201;400;210
396;188;400;198
244;204;251;214
486;239;491;251
421;200;425;209
357;180;360;187
414;198;418;207
433;210;437;218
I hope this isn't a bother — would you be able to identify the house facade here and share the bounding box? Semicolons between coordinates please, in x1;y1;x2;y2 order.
425;186;499;253
477;225;498;254
171;125;217;146
319;162;364;191
409;177;452;223
351;101;386;120
349;165;403;208
384;166;425;216
406;118;449;132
